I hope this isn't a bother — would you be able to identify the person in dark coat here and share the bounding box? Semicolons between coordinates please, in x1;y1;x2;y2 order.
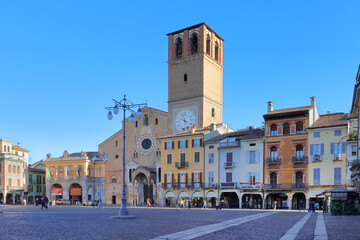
41;195;49;209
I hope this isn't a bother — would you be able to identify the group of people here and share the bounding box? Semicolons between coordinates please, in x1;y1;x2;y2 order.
176;199;209;209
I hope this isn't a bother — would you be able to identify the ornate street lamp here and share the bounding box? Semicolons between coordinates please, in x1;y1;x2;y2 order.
106;95;146;219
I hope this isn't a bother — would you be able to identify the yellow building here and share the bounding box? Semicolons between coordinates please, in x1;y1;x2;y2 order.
44;150;106;205
307;113;348;209
159;124;231;207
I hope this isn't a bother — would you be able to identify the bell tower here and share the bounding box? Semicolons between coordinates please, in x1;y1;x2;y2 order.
167;23;224;133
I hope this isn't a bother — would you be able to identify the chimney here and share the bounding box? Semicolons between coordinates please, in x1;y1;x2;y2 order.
311;96;316;108
267;101;274;113
191;125;196;134
182;128;185;132
211;123;216;131
17;142;20;147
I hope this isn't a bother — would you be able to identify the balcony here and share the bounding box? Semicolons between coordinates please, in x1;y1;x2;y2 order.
266;157;281;166
312;154;322;162
239;182;262;190
7;186;25;191
205;182;218;189
291;156;308;165
219;141;240;148
220;182;237;189
189;182;204;189
263;183;308;190
224;161;234;169
333;154;345;161
175;161;189;169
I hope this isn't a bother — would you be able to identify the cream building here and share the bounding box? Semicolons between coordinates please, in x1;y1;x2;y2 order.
99;106;168;205
307;113;348;209
44;151;105;204
0;139;29;204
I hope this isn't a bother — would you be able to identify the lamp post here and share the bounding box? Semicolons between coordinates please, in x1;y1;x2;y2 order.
106;95;146;219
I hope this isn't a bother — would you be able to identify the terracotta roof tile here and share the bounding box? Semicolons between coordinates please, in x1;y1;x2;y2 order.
206;128;264;142
264;106;312;116
159;127;210;139
308;113;348;129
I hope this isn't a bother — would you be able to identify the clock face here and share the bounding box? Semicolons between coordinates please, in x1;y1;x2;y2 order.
175;110;195;131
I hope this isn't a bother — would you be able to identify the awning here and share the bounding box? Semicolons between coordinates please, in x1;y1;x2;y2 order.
206;191;217;198
178;192;189;198
165;191;175;198
192;191;202;198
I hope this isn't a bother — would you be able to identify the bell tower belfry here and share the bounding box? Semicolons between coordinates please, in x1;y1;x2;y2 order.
167;23;224;133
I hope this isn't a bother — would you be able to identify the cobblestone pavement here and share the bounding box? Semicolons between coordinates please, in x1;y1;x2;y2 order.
1;205;359;240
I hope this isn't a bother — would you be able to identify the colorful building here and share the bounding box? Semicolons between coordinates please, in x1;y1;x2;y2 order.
263;97;319;209
307;113;348;209
27;160;46;204
0;139;29;204
44;151;105;204
159;124;231;207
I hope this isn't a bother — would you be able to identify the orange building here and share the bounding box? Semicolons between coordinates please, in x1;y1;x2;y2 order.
263;97;319;209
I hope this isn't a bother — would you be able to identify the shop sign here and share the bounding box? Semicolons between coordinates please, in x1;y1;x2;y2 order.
70;188;82;196
51;188;63;196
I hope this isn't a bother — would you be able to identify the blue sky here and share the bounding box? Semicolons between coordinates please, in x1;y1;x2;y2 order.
1;1;359;163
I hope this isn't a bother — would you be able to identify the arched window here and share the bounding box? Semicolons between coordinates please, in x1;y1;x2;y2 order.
270;124;277;136
129;169;132;182
296;144;304;158
270;146;278;160
4;145;6;152
175;38;182;58
211;108;215;117
77;166;83;177
215;42;219;61
13;165;16;173
17;166;20;174
135;121;138;128
8;164;11;173
49;167;55;177
184;74;187;82
296;171;303;185
143;115;149;126
283;123;290;135
112;177;117;183
190;33;198;54
115;140;118;147
270;172;277;184
7;146;10;152
58;167;64;177
206;34;211;55
155;118;158;125
158;167;161;182
296;121;304;133
68;166;75;177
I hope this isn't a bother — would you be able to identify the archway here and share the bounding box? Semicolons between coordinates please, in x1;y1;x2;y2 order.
69;183;82;204
134;172;151;205
178;191;190;208
220;192;239;208
192;191;203;208
6;192;13;204
206;191;217;208
242;194;262;209
164;191;175;207
87;186;93;201
266;193;289;209
0;192;3;204
51;183;63;202
295;171;304;187
292;192;306;210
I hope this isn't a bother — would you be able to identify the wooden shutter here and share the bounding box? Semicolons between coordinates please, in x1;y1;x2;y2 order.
342;142;346;153
199;172;202;183
192;139;194;148
164;142;167;150
321;144;324;155
255;150;259;163
164;174;167;183
186;140;188;148
200;138;203;147
172;174;174;183
330;143;334;154
192;173;194;183
178;173;180;183
185;173;188;184
172;141;175;149
246;151;250;163
178;141;180;149
310;144;313;155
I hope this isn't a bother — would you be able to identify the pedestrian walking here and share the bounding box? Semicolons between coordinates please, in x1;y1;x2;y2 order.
299;200;304;212
202;200;208;209
216;199;221;210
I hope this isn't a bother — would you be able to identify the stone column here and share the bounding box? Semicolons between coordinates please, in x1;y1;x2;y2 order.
288;197;292;210
239;192;242;209
12;194;15;205
3;191;7;204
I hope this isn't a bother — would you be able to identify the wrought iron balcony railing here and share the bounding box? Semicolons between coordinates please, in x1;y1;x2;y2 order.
266;157;281;166
224;161;234;168
239;182;262;189
219;141;240;148
220;182;237;188
333;154;345;161
205;182;218;189
312;154;322;162
263;183;308;190
175;161;189;169
291;156;308;165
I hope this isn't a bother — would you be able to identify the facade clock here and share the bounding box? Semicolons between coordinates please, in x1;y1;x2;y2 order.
175;110;195;132
136;134;155;155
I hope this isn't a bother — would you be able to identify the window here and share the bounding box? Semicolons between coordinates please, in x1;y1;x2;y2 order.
180;153;186;166
331;142;345;155
215;42;219;61
155;118;158;125
335;130;342;136
8;164;11;173
143;115;149;126
194;152;200;163
352;146;357;156
115;154;119;159
180;140;186;149
158;168;161;182
208;153;214;164
314;168;320;185
314;132;320;138
28;185;33;192
209;145;214;149
175;37;182;58
248;151;256;163
296;121;304;133
37;186;41;192
135;121;138;128
29;174;32;184
334;168;341;185
206;34;211;55
115;140;118;147
226;152;233;162
194;139;201;148
166;154;173;164
190;33;198;54
184;74;187;82
226;172;232;183
166;142;173;150
247;172;257;185
8;178;11;186
296;144;304;158
283;123;290;135
37;175;41;184
129;169;132;182
270;124;277;136
7;146;10;152
17;179;20;186
270;146;278;160
208;171;214;184
270;172;277;184
211;108;215;117
112;177;117;183
17;166;20;174
310;144;324;157
250;143;256;146
13;165;16;173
